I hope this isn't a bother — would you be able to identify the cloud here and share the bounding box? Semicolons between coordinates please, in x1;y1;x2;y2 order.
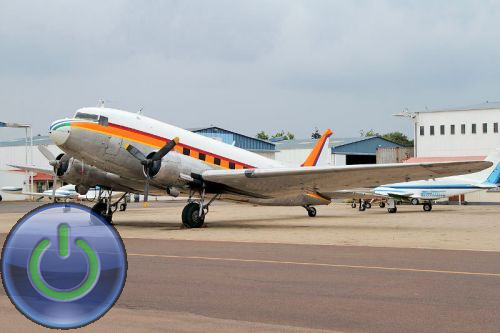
1;1;500;139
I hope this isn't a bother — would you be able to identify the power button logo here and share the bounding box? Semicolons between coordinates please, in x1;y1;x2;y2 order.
1;203;127;329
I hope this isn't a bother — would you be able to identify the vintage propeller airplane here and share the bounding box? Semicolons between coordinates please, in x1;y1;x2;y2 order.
30;106;491;227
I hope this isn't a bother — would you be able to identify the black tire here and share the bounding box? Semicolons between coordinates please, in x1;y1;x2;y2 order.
0;194;2;202
351;202;356;208
379;202;386;208
92;202;113;224
423;203;432;212
411;198;419;205
182;202;205;228
387;207;397;213
307;207;317;217
359;205;366;212
365;202;372;209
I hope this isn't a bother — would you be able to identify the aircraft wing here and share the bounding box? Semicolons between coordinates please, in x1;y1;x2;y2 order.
7;164;55;176
201;161;492;198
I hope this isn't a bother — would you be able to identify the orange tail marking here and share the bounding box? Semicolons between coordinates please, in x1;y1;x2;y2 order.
301;129;333;167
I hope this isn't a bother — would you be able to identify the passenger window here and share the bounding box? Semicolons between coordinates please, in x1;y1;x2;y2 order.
199;153;206;161
183;148;190;156
214;158;221;165
229;162;235;169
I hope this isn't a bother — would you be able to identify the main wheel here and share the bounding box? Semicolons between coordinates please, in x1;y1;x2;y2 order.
411;198;419;205
307;207;317;217
359;204;366;212
351;202;356;208
92;202;113;224
379;202;386;208
423;203;432;212
387;207;397;213
182;202;205;228
364;202;372;209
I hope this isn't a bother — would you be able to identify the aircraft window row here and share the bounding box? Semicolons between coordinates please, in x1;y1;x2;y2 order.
420;122;499;136
183;147;239;168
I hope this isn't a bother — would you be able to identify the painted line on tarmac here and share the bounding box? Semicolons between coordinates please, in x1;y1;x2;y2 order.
128;253;500;277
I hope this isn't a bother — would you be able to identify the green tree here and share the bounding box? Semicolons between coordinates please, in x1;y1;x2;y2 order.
272;130;295;140
360;129;380;137
382;132;414;146
311;128;321;139
360;129;414;146
255;131;269;140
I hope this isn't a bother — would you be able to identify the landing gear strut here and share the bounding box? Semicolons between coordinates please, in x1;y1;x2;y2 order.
182;188;219;228
91;189;128;224
304;205;317;217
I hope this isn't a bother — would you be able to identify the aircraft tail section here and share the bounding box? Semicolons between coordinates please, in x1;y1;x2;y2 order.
301;129;333;167
468;149;500;185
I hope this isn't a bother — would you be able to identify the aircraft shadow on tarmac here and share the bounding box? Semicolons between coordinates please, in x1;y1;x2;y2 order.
114;215;438;231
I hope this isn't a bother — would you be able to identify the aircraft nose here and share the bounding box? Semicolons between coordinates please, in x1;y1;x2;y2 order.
49;119;71;146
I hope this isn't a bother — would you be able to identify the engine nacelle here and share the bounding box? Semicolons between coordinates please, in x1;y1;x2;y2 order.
56;155;124;190
150;159;183;187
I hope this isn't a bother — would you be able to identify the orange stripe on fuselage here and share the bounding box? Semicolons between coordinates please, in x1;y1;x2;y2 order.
71;121;252;170
301;129;333;167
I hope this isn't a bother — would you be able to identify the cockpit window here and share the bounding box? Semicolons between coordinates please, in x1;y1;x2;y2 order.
98;116;109;126
75;112;99;121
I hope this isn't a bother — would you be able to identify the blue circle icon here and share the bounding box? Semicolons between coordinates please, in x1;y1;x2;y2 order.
1;203;127;329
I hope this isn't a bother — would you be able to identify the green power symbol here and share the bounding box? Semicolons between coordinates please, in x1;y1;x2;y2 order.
28;225;99;300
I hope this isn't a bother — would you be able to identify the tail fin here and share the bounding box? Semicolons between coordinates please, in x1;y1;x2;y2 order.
468;149;500;185
301;129;333;167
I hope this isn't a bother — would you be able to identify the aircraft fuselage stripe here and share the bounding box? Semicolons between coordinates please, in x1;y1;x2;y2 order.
70;121;256;169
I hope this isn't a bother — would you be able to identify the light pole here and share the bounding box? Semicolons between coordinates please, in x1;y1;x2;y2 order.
392;109;418;157
0;121;34;200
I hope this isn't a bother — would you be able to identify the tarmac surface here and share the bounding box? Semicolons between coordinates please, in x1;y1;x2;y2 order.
1;201;500;332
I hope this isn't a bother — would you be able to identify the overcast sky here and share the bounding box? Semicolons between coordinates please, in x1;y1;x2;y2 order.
1;0;500;140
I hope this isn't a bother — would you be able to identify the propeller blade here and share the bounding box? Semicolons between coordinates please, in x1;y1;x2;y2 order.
38;145;56;161
151;137;179;161
124;143;147;162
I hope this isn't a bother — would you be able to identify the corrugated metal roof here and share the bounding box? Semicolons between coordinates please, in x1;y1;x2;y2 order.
418;101;500;113
274;136;383;150
188;126;275;146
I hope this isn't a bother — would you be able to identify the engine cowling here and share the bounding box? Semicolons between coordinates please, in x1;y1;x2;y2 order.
55;154;123;190
148;157;183;187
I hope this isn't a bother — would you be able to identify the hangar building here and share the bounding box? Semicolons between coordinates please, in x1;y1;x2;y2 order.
274;136;405;166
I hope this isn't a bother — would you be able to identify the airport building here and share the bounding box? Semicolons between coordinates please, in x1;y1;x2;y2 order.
400;102;500;203
410;102;500;157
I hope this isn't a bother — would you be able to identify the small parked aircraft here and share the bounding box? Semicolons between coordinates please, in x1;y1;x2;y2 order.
0;183;127;208
15;107;490;227
341;150;500;213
